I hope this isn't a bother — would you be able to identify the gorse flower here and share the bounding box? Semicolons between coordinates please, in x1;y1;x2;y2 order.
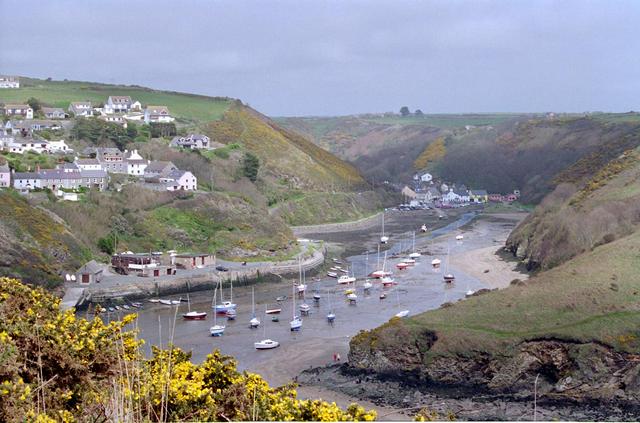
0;278;377;422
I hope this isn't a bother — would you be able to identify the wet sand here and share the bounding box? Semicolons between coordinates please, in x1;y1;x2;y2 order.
450;214;528;289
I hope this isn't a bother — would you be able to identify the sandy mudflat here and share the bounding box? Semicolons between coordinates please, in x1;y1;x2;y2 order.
450;213;529;289
451;245;527;289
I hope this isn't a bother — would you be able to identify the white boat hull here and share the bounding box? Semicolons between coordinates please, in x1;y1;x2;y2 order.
255;339;280;349
395;310;410;318
210;325;225;336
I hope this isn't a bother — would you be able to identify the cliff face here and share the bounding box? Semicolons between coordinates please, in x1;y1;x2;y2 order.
349;328;640;403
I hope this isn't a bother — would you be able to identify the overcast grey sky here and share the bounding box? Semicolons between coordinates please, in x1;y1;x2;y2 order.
1;0;639;116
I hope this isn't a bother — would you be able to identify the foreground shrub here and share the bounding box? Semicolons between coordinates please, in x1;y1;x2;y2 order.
0;278;376;421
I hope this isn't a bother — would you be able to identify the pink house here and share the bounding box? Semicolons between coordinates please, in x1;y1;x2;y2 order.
488;193;503;202
0;163;10;188
505;194;518;202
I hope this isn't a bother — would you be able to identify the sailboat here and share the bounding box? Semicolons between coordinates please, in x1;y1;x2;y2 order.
409;231;421;259
347;277;357;303
327;290;336;323
363;278;373;291
380;210;389;244
443;242;455;283
209;283;226;336
337;266;356;284
313;283;321;302
255;307;279;350
182;293;207;320
214;280;236;313
298;263;311;315
249;287;260;328
370;247;392;278
296;260;307;294
290;281;303;331
394;289;409;318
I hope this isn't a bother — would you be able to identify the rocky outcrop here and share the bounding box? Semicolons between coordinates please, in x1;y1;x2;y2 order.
348;325;640;406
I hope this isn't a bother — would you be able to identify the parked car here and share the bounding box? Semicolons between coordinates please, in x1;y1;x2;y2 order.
216;265;229;272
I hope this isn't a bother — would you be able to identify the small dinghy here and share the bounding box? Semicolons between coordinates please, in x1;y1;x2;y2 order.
183;311;207;320
395;310;410;318
255;339;279;350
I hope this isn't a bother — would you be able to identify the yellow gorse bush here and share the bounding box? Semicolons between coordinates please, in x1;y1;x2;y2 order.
0;278;376;421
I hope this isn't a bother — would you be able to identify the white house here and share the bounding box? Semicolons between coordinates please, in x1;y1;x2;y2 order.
0;76;19;88
74;158;102;171
160;170;197;191
98;115;127;128
42;107;66;119
13;172;40;191
170;134;211;150
420;172;433;183
0;163;10;188
442;189;461;203
144;106;174;124
130;100;142;111
48;139;72;153
105;96;132;114
126;150;148;176
68;101;93;117
3;104;33;119
7;139;50;154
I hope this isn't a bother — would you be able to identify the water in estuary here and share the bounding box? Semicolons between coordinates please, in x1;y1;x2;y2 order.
104;208;518;385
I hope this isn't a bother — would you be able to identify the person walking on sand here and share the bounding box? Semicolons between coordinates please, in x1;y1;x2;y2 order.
333;352;337;362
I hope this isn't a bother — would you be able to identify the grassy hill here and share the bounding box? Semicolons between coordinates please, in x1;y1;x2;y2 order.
0;190;91;288
0;77;232;122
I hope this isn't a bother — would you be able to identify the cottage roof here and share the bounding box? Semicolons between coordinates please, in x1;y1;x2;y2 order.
75;158;100;165
13;172;38;179
70;101;91;107
470;189;488;196
4;104;30;109
108;96;132;104
38;169;82;180
0;76;19;82
0;163;9;173
78;260;103;275
126;149;144;161
146;105;170;115
145;161;176;173
80;169;108;178
165;169;189;179
453;189;468;197
42;107;64;114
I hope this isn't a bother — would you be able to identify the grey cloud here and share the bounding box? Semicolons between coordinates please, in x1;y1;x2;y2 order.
1;0;639;116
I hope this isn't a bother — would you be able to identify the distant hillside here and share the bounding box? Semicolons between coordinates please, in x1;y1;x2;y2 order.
276;113;532;184
0;77;232;122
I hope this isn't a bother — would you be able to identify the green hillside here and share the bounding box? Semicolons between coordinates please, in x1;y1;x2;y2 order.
506;149;640;270
0;77;232;122
0;191;91;288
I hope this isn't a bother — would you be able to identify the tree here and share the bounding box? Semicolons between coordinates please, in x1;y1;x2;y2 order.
150;122;177;138
97;233;116;254
400;106;410;117
27;97;42;113
414;109;424;117
243;152;260;182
